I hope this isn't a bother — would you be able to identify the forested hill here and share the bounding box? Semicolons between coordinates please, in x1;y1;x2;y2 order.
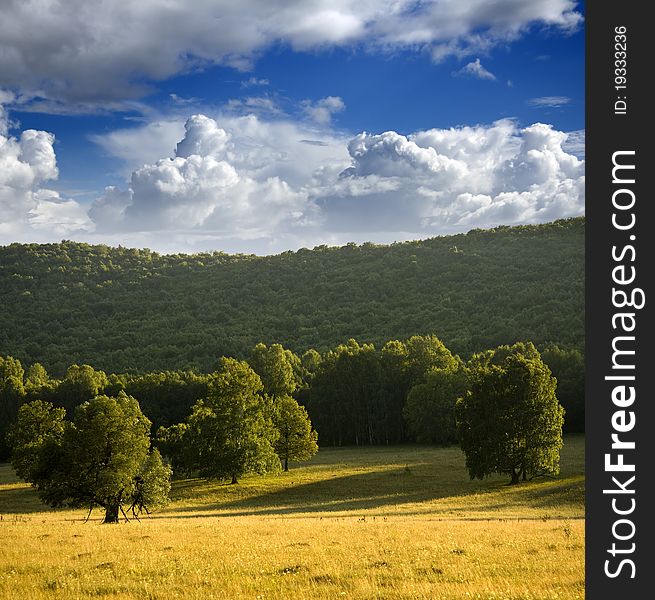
0;218;584;375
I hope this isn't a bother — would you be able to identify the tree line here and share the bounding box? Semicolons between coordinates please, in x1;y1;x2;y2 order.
1;335;582;459
7;356;318;523
0;218;584;374
7;338;567;523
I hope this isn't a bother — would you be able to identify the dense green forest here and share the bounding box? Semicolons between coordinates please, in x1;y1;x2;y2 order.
0;218;584;375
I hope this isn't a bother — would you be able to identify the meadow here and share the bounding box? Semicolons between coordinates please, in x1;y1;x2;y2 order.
0;437;584;600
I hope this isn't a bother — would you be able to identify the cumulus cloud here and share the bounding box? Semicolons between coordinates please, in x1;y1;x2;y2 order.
92;114;582;249
2;104;584;253
0;0;582;108
91;120;186;174
302;97;346;125
454;59;496;80
89;114;350;240
0;107;92;241
317;119;584;235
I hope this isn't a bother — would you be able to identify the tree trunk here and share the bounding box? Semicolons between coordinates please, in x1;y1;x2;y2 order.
231;474;238;485
510;469;520;485
103;502;120;524
284;457;289;472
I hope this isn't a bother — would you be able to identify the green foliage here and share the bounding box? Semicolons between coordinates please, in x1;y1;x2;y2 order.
7;400;66;480
301;349;322;376
309;339;383;446
272;395;318;471
541;345;584;433
0;219;584;374
185;358;280;483
404;335;460;386
404;367;469;445
64;393;152;516
0;355;26;459
129;448;172;518
456;342;565;484
378;340;411;443
307;335;462;445
9;393;170;523
155;422;191;475
25;363;50;388
54;364;109;413
249;343;300;398
121;370;210;431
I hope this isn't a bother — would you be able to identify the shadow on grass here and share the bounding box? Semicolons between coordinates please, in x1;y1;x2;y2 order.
159;466;584;520
1;439;585;519
0;483;48;515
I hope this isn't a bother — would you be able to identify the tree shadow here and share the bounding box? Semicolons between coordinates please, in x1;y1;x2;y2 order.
159;466;520;519
0;484;51;515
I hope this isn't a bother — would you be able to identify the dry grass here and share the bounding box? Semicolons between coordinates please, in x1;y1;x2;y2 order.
0;436;584;599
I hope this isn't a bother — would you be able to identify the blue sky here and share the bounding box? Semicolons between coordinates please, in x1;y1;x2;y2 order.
0;0;584;254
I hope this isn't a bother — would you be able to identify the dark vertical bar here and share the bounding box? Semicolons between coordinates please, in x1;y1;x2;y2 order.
586;2;654;597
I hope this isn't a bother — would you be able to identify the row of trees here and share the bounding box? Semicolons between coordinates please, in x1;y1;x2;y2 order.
8;339;566;523
156;357;317;482
0;336;583;461
8;357;319;522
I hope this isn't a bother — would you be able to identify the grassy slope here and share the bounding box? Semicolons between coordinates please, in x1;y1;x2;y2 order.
0;439;584;599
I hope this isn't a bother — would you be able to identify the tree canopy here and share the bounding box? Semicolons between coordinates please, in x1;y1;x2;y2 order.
404;366;469;445
273;395;318;471
249;343;300;398
0;218;584;375
0;355;26;458
9;392;171;522
183;358;280;483
456;342;565;484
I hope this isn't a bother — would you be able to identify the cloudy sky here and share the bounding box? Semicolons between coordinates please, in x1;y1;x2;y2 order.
0;0;584;255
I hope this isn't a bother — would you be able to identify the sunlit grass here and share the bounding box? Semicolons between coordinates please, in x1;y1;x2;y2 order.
0;436;584;599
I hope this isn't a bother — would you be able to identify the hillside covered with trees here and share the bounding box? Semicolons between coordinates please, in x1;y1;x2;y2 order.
0;218;584;375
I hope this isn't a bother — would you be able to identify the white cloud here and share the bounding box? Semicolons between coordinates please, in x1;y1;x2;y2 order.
301;97;346;125
89;114;349;240
454;59;496;80
169;93;199;105
2;105;584;253
0;108;93;241
528;95;571;108
91;120;186;173
0;0;582;108
316;119;584;235
562;129;585;159
225;96;283;118
91;115;583;251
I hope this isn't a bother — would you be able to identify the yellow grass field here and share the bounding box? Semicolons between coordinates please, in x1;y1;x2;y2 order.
0;437;584;600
